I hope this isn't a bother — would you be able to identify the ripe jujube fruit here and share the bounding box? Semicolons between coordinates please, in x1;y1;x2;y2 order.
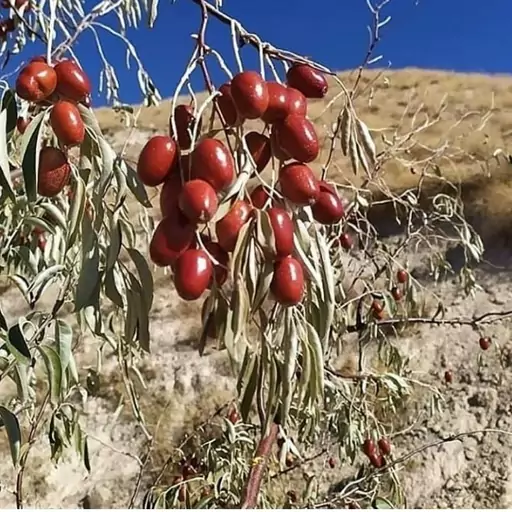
267;207;294;258
202;239;229;287
173;249;213;301
378;438;391;456
278;162;319;206
328;457;336;469
149;213;195;267
286;87;308;117
275;114;319;163
54;59;91;102
368;452;384;468
137;135;177;187
338;233;353;250
178;179;218;223
286;63;328;99
271;256;304;306
230;71;269;120
216;83;240;126
397;269;408;284
391;286;402;301
311;182;345;224
371;300;384;320
444;370;454;384
479;336;491;351
190;138;234;192
159;172;183;218
38;147;71;197
250;185;281;209
362;438;376;457
16;117;29;134
215;200;253;252
50;100;85;147
245;131;271;173
262;81;289;124
173;104;201;150
15;62;57;102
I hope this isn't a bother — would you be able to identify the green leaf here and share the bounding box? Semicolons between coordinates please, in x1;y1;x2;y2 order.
23;215;57;236
7;320;31;365
28;264;65;304
128;248;154;312
240;353;259;422
124;160;151;207
104;268;124;308
40;202;68;231
2;88;17;135
55;320;72;372
374;497;395;509
0;406;21;467
0;89;15;201
75;236;100;312
20;110;47;202
0;302;7;331
106;215;122;271
67;176;86;248
37;345;62;405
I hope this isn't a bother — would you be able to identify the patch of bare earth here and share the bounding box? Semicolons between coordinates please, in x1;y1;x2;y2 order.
1;68;512;508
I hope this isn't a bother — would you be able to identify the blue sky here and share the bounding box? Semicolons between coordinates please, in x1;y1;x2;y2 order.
15;0;511;106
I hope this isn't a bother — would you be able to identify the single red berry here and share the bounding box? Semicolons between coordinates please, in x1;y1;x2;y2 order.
377;438;391;456
338;233;353;250
368;452;384;468
328;456;336;469
479;336;491;351
397;269;408;284
362;438;376;458
391;286;402;301
444;369;453;384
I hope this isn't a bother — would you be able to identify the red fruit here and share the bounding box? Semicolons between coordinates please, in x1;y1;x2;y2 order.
15;62;57;102
362;438;376;457
172;104;201;150
286;63;328;99
216;83;240;126
397;269;408;284
149;214;195;267
245;131;271;173
29;55;47;64
137;135;177;187
391;286;402;301
267;207;294;258
203;239;229;287
479;336;491;351
173;249;213;301
328;457;336;469
190;138;235;192
275;114;319;163
378;438;391;456
50;100;85;147
178;179;218;223
38;147;70;197
271;256;304;306
37;236;46;251
311;184;345;224
368;452;384;468
444;370;454;384
230;71;269;120
227;406;240;424
262;81;289;124
338;233;353;250
286;87;308;117
270;126;290;161
215;200;253;252
54;60;91;102
16;117;29;134
159;172;183;218
371;300;384;320
250;185;280;209
278;162;319;206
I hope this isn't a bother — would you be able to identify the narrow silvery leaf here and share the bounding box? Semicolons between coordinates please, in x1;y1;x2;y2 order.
37;345;62;405
7;320;31;365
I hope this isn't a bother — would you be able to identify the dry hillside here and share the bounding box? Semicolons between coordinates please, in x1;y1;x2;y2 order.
1;68;512;509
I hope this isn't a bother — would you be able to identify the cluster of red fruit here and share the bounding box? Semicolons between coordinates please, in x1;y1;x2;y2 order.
140;63;348;304
14;55;91;198
370;269;408;320
362;436;391;468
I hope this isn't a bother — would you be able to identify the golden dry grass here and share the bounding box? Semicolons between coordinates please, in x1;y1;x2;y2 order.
94;68;512;247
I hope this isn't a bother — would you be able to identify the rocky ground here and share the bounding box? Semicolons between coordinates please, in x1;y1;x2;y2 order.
0;117;512;509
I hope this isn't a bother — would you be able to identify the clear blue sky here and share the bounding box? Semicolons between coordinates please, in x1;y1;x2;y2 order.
16;0;511;107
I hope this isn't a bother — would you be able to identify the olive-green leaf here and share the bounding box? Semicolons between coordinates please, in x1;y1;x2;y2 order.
374;497;394;509
67;176;86;248
0;89;14;201
7;320;31;365
128;248;154;312
37;345;62;405
104;267;124;308
240;353;259;422
124;160;151;207
75;238;100;312
0;302;7;331
20;109;47;203
55;319;72;372
2;89;17;136
106;215;122;271
0;406;21;467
